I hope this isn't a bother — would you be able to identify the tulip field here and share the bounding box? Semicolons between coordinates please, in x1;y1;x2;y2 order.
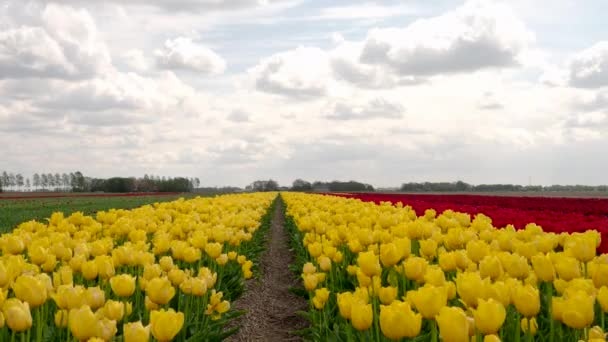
284;192;608;342
3;190;608;342
0;193;276;341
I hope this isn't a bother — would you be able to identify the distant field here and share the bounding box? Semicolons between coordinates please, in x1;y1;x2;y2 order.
373;191;608;198
0;193;199;232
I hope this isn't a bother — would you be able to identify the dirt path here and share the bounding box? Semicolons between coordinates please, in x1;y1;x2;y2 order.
227;199;308;341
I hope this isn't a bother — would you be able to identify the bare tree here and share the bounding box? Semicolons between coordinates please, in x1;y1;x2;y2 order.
33;173;40;191
25;178;31;191
16;174;24;191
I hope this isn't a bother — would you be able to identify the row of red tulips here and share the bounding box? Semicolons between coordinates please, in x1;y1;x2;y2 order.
329;193;608;254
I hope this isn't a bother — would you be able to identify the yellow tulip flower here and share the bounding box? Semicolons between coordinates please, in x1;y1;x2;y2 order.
3;298;32;332
380;301;421;339
312;288;330;310
110;274;136;297
12;274;47;308
337;292;353;319
473;298;506;334
410;285;447;319
358;251;381;277
146;277;175;305
150;309;184;342
124;321;151;342
351;301;373;331
512;284;540;318
437;306;469;342
68;305;98;341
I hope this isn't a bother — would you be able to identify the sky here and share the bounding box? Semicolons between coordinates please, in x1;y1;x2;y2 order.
1;0;608;187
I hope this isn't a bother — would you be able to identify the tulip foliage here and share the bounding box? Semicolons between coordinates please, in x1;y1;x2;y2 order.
0;193;276;341
283;193;608;342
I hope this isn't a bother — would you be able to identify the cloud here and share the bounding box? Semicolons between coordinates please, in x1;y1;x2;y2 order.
227;109;250;122
569;41;608;88
326;98;405;120
155;37;226;74
330;42;424;89
0;3;111;80
358;0;532;77
478;92;504;110
123;49;149;72
314;3;417;20
250;46;330;99
28;0;288;12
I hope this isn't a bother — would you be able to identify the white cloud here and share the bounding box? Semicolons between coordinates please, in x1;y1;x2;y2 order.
315;3;417;20
155;37;226;74
123;49;149;72
358;0;533;76
0;3;111;79
325;98;405;120
569;41;608;88
250;46;331;99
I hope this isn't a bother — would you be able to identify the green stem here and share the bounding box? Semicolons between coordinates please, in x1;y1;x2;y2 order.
548;284;554;342
514;312;521;342
431;319;438;342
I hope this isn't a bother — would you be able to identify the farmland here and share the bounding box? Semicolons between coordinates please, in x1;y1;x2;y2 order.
0;193;196;233
2;191;608;341
284;192;608;341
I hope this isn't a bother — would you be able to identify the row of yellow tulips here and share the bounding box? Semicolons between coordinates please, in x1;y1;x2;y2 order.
282;193;608;342
0;193;277;341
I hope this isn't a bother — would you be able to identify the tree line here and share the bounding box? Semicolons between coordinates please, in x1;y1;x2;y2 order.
399;181;608;193
0;171;200;193
243;179;375;192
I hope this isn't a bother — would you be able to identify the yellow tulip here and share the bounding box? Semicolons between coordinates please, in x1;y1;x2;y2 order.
81;260;99;280
124;321;150;342
531;254;555;282
146;277;175;305
69;305;98;341
351;301;373;331
168;269;187;287
410;285;447;319
150;309;184;342
512;284;540;317
378;286;398;305
110;274;136;297
439;252;458;272
593;264;608;288
520;317;537;335
456;272;487;308
318;256;332;272
466;240;490;263
420;239;438;260
95;255;115;279
96;318;118;341
12;274;47;308
205;290;230;320
380;301;421;339
103;300;125;321
55;309;68;327
598;287;608;313
555;255;581;281
3;298;32;332
560;290;595;329
303;273;319;291
437;306;469;342
474;298;506;334
312;288;330;310
337;292;353;319
487;281;511;307
404;257;428;283
424;266;446;287
479;255;503;281
53;266;74;288
589;326;605;340
303;262;317;274
191;278;208;297
358;251;381;277
484;334;502;342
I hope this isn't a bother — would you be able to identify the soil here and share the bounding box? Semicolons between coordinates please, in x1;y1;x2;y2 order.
227;200;308;341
